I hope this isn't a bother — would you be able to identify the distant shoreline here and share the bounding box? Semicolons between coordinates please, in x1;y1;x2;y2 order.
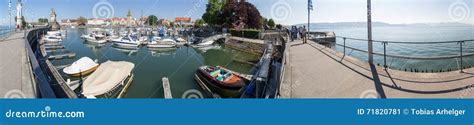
293;22;474;27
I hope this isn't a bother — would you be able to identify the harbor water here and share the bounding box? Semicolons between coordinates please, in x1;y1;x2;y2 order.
50;28;260;98
314;25;474;71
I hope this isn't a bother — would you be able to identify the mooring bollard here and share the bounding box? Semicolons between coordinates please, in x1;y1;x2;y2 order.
343;37;346;56
382;41;388;69
458;41;465;73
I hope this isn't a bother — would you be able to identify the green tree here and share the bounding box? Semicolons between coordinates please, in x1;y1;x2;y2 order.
261;17;268;29
77;16;87;26
220;0;262;29
170;21;175;28
21;16;26;29
38;18;48;23
276;24;282;30
194;19;206;28
267;19;275;29
202;0;226;26
147;15;158;26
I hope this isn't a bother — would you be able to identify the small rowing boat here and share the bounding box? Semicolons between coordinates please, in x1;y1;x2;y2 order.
195;65;245;98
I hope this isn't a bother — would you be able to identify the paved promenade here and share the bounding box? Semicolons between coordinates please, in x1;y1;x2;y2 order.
0;32;36;98
280;40;474;98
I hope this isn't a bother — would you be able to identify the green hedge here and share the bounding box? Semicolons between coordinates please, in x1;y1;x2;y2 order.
230;29;260;39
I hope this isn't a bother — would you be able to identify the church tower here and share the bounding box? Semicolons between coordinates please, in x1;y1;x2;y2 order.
127;9;133;27
50;8;60;31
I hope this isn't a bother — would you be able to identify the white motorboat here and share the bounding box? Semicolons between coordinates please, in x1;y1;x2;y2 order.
63;57;100;77
175;37;187;46
139;36;148;43
82;33;107;44
112;35;141;48
47;31;64;38
82;61;135;98
43;35;62;42
147;37;177;48
196;40;215;47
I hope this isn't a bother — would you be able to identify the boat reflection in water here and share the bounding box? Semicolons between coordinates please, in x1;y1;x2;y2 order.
112;46;139;56
149;48;177;57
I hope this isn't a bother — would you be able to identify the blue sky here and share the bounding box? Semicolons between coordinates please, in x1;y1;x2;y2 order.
0;0;473;26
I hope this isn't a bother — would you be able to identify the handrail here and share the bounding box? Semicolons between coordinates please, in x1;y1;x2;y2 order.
332;36;473;72
24;28;57;98
25;27;78;98
335;43;474;60
335;36;474;44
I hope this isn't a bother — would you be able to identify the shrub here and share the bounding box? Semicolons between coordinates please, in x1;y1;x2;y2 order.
230;29;260;39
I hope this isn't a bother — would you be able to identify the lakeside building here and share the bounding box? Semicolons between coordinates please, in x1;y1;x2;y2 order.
138;16;148;26
175;17;193;27
87;18;110;26
60;19;77;26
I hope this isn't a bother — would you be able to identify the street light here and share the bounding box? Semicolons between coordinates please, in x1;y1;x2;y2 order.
9;0;12;29
367;0;373;65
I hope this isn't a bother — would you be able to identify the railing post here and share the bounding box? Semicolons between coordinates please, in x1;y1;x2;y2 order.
382;41;387;69
459;41;464;73
343;37;346;56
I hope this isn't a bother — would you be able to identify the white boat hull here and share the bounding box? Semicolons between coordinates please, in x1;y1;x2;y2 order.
86;38;107;44
147;44;176;48
113;42;140;48
196;40;215;47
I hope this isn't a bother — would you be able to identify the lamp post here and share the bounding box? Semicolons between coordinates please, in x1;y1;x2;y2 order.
367;0;373;65
9;0;12;29
308;0;313;34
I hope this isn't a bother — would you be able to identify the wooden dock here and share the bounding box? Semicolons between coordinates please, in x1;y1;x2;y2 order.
47;53;76;60
44;45;65;49
46;48;67;53
162;77;172;99
43;42;62;46
117;74;134;98
44;60;78;98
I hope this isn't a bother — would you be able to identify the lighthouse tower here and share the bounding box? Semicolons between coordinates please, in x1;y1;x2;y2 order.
16;0;23;30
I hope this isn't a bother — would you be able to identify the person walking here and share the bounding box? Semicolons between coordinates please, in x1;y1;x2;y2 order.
302;26;308;44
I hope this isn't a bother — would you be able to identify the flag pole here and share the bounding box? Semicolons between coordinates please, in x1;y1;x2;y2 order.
367;0;373;64
307;0;311;33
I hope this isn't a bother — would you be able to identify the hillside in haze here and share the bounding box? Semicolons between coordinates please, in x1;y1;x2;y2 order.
294;22;474;28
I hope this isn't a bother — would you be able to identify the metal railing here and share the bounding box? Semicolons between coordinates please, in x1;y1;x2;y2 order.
25;28;57;98
25;27;78;98
334;36;474;73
